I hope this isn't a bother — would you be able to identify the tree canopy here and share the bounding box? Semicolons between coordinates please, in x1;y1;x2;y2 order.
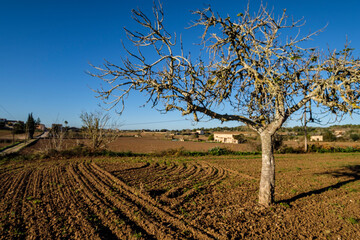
91;3;359;132
90;3;360;206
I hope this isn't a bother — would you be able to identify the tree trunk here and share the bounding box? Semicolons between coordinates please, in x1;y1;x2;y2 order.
258;132;275;206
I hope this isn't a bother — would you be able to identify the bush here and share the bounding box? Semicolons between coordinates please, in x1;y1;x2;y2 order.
276;146;303;154
208;147;232;155
350;133;360;142
208;134;214;141
233;134;247;143
272;134;284;151
323;130;337;142
307;144;360;153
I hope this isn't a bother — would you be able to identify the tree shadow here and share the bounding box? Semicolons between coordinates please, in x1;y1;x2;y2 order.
278;165;360;206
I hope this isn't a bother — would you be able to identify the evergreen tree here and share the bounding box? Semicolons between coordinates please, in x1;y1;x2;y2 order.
35;117;41;126
26;113;35;139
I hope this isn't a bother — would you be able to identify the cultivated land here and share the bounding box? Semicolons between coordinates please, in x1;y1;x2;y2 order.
18;133;360;155
0;130;42;149
1;149;360;239
19;137;258;155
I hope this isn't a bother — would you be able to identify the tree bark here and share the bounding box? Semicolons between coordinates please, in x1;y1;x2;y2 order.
258;132;275;206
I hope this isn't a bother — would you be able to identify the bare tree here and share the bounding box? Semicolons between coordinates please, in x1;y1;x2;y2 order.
80;111;116;151
89;3;360;206
45;124;67;152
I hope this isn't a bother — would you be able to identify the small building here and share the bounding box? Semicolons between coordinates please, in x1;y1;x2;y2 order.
334;130;345;138
36;124;46;131
214;132;240;144
196;130;204;135
5;120;24;128
310;135;323;142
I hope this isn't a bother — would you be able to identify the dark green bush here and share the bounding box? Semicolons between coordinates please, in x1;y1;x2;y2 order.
208;147;232;155
208;134;214;141
350;133;360;142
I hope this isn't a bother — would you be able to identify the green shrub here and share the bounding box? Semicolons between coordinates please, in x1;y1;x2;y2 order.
233;134;247;143
350;133;360;142
208;134;214;141
323;130;337;142
272;134;284;151
208;147;232;155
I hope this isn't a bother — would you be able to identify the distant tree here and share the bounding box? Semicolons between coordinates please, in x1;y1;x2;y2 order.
323;130;337;142
208;134;214;141
12;122;25;134
35;117;41;126
233;134;247;143
90;3;360;206
26;113;35;139
350;133;360;142
46;124;66;151
272;134;284;151
80;111;115;151
193;132;199;139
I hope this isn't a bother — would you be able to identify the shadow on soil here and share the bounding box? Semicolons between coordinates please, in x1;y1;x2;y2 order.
279;165;360;206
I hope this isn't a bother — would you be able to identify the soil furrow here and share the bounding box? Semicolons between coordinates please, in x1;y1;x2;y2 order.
0;169;32;239
78;162;176;239
51;166;102;239
22;169;54;239
0;172;14;197
68;164;130;239
43;167;71;239
157;164;203;200
160;163;227;208
68;163;152;239
160;162;179;174
198;163;227;183
90;162;225;240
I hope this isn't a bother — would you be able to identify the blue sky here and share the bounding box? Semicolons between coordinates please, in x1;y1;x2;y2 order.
0;0;359;129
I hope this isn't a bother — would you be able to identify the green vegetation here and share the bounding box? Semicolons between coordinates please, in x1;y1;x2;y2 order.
12;122;25;134
346;217;359;224
26;113;35;139
350;133;360;142
207;134;214;141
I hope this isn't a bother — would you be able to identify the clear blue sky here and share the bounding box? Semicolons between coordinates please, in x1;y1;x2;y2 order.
1;0;359;130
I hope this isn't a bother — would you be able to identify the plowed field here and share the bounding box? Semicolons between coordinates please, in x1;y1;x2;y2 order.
1;153;360;239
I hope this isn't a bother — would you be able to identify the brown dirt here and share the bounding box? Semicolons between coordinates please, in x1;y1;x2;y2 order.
20;135;360;156
1;153;360;239
284;140;360;149
20;136;258;155
107;137;258;153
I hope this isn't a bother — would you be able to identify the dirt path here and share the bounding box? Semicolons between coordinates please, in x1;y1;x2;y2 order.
0;132;47;156
0;139;38;156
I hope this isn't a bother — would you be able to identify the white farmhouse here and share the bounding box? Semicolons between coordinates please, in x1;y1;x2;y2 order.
334;130;345;138
214;132;240;144
310;135;323;142
196;130;204;135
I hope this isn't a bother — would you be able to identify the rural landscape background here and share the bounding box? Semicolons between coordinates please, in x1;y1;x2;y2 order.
1;0;360;239
1;119;360;238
